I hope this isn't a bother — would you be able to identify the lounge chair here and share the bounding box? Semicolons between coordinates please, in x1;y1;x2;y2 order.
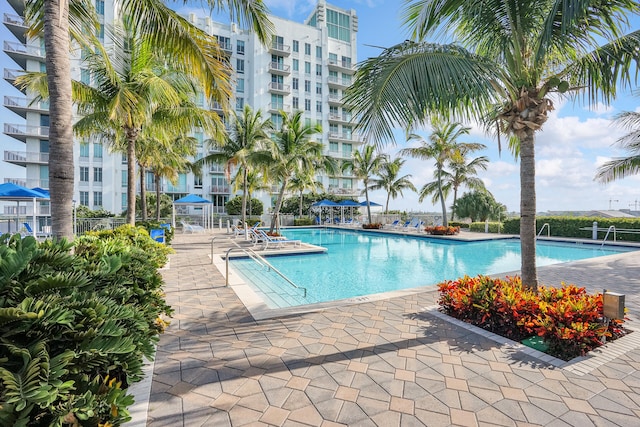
256;230;301;249
150;228;165;244
22;222;50;238
180;221;205;233
385;220;400;229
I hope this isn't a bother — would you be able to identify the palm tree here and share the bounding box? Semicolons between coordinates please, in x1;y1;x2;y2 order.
231;169;270;217
288;170;325;217
369;157;416;214
30;0;273;238
71;25;222;225
343;145;388;224
596;110;640;183
269;111;327;233
400;119;484;227
445;148;489;220
198;105;273;237
344;1;640;289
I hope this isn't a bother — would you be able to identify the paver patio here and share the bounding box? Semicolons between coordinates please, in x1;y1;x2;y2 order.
146;230;640;426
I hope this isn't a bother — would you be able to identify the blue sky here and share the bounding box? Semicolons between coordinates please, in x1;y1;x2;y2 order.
1;1;638;215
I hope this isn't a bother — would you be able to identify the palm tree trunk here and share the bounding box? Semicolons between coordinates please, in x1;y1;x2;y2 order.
44;0;74;239
451;187;458;221
241;169;248;239
155;171;161;221
520;130;538;290
364;180;372;224
270;180;287;233
385;193;391;215
299;191;303;217
437;168;448;227
126;129;138;225
139;165;147;221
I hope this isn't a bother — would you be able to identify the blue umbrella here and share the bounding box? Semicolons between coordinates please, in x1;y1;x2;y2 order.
359;200;382;207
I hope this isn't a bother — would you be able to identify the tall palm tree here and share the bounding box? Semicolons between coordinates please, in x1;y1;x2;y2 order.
343;145;388;224
232;170;270;217
269;111;327;233
288;170;325;217
595;110;640;183
71;25;222;224
29;0;273;238
445;148;489;220
344;0;640;289
400;119;484;227
198;105;273;237
369;157;416;214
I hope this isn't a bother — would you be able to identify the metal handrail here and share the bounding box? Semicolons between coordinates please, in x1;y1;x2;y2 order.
224;246;307;297
601;226;617;247
536;223;550;239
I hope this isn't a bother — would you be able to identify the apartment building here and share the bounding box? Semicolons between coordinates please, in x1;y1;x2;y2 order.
1;0;361;218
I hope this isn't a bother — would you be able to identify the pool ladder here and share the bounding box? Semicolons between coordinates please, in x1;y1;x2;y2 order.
224;246;307;297
536;223;550;239
601;226;616;247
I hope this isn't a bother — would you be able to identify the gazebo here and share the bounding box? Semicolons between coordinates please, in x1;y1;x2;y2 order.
0;183;50;237
172;194;213;229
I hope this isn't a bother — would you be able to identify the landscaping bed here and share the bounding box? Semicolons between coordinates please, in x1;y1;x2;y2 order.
437;275;628;360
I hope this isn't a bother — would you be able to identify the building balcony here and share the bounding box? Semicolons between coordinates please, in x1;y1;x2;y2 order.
268;81;291;95
3;13;27;43
4;123;49;142
328;132;364;143
3;41;44;68
217;41;232;54
4;177;27;187
328;94;342;106
328;113;352;125
4;96;49;118
268;103;290;113
4;150;49;166
209;185;230;194
328;186;360;196
327;58;355;75
327;76;352;89
269;42;291;56
7;0;24;16
269;61;290;76
4;68;26;93
27;178;48;189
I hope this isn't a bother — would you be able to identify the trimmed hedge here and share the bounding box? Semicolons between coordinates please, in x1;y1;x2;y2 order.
449;221;470;229
470;222;502;233
503;216;640;241
294;218;315;226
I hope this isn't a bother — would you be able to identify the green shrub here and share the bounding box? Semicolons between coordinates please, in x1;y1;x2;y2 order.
294;218;315;226
502;216;640;241
225;196;263;215
449;221;469;229
0;227;172;425
470;222;503;233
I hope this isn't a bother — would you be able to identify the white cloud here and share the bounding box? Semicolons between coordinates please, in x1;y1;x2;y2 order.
585;102;616;115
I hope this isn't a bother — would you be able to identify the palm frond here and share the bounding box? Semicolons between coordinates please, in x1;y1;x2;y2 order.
595;156;640;183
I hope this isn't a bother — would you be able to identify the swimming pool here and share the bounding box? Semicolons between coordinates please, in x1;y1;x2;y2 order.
229;228;635;309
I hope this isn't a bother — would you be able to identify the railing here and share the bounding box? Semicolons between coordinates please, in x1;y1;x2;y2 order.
4;123;50;137
601;226;617;247
3;41;45;57
74;217;128;235
4;96;49;110
327;58;354;70
269;62;290;73
224;246;306;297
4;68;24;80
4;150;49;163
327;76;352;87
536;223;550;239
270;42;291;53
268;82;291;92
3;13;25;27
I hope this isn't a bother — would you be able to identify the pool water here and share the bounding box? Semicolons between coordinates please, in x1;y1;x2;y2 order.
229;228;634;308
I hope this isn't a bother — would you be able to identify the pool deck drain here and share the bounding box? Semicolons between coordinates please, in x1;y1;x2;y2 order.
142;229;640;427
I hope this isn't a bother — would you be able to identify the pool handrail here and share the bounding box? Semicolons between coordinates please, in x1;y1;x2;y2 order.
536;223;550;239
224;246;307;297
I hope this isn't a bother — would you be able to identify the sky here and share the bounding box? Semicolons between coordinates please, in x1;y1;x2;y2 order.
1;1;639;215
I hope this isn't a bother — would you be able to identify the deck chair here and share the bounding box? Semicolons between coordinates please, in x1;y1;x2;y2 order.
150;228;165;244
22;222;50;238
180;221;205;233
256;230;301;249
385;220;400;229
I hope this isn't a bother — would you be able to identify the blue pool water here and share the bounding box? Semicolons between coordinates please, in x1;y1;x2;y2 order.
229;228;635;308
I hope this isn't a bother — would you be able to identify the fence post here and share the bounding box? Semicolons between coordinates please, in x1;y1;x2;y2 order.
592;221;598;240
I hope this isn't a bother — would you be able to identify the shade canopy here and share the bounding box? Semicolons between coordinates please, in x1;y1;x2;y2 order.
173;194;212;204
311;199;339;207
31;187;50;198
0;182;49;200
359;200;382;207
338;200;360;206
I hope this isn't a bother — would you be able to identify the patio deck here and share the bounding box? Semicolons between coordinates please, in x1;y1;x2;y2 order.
141;229;640;426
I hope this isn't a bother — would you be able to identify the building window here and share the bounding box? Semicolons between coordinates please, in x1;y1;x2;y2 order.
271;113;283;130
327;9;351;42
330;124;339;134
329;142;338;152
80;167;89;182
121;170;127;187
80;142;89;157
194;175;203;188
304;99;311;111
93;191;103;207
80;68;91;85
304;61;311;74
236;59;244;74
292;58;299;72
95;0;104;15
342;178;353;189
316;101;322;112
304;80;311;93
121;193;127;208
93;167;102;182
292;77;299;90
236;98;244;111
237;40;245;55
80;191;89;207
293;40;299;52
237;78;245;93
292;97;299;109
97;24;104;41
316;82;322;95
304;43;311;55
316;64;322;77
93;142;103;158
316;46;322;58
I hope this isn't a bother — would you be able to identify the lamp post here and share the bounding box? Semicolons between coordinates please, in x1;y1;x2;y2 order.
72;199;77;236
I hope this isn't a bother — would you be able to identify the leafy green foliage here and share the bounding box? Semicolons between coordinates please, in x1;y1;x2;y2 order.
225;196;264;215
0;226;172;425
469;222;502;233
136;220;175;244
502;216;640;242
75;205;115;218
293;218;315;226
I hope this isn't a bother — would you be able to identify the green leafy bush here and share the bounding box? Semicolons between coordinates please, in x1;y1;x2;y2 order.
0;226;172;425
502;216;640;241
448;221;469;229
294;218;315;226
469;222;502;233
136;220;175;244
225;196;264;215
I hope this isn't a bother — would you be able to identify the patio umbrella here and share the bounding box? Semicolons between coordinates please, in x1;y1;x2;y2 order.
359;200;382;207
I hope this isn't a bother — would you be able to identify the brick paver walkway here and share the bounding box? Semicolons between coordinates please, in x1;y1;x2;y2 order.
146;231;640;426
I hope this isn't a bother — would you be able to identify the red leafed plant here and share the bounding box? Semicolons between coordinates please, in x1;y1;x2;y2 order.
425;225;460;235
437;275;628;360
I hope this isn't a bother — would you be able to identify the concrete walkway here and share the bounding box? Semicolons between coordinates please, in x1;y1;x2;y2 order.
147;230;640;426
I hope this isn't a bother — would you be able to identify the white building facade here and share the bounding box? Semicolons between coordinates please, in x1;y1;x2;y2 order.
1;0;361;219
